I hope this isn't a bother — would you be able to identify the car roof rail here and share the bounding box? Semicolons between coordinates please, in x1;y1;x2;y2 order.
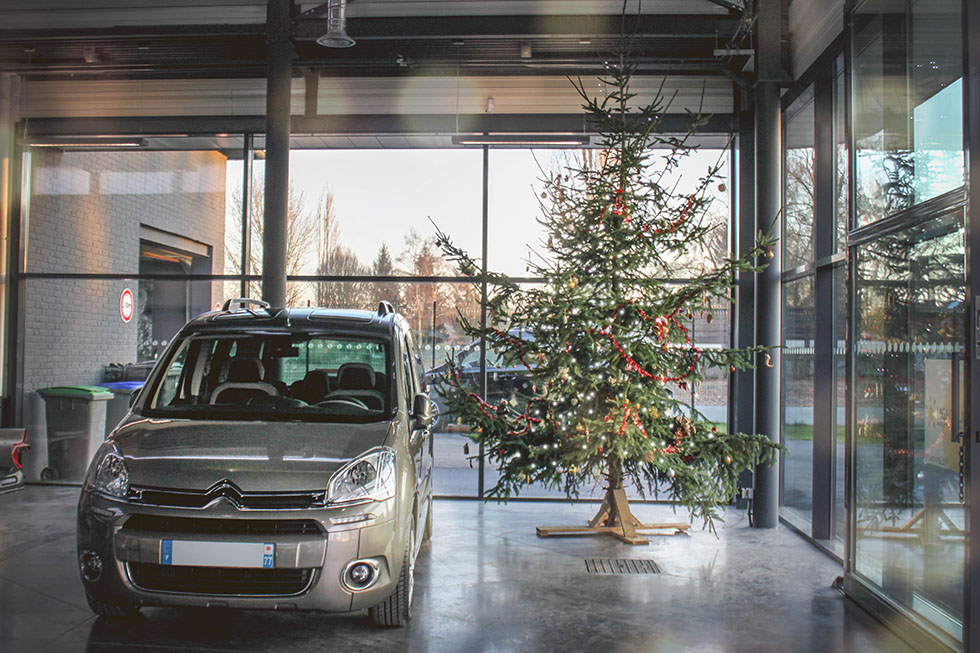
222;298;271;312
377;301;395;316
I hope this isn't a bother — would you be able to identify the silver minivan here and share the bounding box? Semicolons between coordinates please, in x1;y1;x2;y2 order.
76;300;433;626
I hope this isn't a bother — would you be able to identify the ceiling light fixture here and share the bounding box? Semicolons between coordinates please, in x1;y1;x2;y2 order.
452;134;591;147
28;137;146;149
315;0;355;48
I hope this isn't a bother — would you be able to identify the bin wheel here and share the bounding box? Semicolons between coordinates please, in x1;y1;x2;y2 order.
40;467;59;481
85;590;140;618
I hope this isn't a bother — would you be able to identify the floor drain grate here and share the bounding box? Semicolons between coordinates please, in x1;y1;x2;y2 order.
584;558;662;574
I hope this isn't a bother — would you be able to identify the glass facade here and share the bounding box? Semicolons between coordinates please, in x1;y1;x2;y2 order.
782;276;815;524
780;86;818;532
15;139;734;498
784;87;815;271
18;141;239;482
852;0;964;226
846;0;968;646
852;209;966;641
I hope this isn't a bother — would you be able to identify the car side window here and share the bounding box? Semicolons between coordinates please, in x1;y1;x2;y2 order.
402;340;415;414
404;333;424;392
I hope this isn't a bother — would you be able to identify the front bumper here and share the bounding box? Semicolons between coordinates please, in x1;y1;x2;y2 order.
76;489;404;612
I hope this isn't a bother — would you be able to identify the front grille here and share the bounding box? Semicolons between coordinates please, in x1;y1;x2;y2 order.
129;563;314;596
122;515;323;537
129;485;326;510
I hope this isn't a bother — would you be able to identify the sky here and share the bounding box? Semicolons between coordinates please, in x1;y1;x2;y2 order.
226;146;730;278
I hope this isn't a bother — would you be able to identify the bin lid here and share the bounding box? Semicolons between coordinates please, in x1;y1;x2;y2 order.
37;385;113;400
96;382;145;392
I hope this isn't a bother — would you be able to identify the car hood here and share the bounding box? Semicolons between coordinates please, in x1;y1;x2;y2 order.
109;417;395;492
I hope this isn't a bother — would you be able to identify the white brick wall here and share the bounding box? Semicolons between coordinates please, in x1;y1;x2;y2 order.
22;149;226;392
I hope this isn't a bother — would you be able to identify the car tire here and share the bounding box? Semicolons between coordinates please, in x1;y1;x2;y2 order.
423;494;433;542
85;590;140;618
369;536;414;627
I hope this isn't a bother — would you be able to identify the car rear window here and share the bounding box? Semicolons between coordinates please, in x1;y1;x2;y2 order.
143;332;392;423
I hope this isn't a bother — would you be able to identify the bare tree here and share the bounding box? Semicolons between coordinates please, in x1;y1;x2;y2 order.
226;184;324;306
315;245;365;308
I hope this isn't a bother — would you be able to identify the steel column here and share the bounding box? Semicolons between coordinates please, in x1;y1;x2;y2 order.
811;72;835;541
241;132;253;298
734;88;756;437
262;0;292;307
733;87;756;507
478;144;489;498
751;0;787;530
752;79;782;529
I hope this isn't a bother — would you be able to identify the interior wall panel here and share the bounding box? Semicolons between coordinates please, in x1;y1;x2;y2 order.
19;78;303;118
19;74;731;119
789;0;844;79
317;75;731;115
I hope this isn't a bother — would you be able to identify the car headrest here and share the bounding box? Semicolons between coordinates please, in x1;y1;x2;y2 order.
337;363;376;390
303;369;331;396
226;358;265;383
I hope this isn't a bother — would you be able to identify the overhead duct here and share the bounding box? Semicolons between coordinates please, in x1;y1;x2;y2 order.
316;0;355;49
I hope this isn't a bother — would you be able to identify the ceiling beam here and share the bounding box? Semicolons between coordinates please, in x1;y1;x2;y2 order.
0;14;739;44
22;113;736;137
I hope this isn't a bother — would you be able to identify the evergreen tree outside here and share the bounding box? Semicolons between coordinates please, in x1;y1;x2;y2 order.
435;37;782;536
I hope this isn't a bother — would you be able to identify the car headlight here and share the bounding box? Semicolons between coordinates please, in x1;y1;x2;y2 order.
328;448;396;505
89;444;130;499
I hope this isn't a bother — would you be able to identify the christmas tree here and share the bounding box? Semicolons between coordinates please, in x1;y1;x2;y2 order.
435;38;782;542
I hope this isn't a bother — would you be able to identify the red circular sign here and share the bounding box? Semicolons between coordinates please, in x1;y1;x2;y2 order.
120;288;134;323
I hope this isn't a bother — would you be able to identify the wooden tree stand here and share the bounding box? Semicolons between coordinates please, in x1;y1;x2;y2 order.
536;487;690;545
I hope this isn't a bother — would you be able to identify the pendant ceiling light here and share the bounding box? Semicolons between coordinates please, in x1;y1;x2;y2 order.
316;0;356;48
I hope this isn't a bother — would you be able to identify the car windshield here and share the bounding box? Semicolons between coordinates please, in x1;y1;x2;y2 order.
144;332;391;422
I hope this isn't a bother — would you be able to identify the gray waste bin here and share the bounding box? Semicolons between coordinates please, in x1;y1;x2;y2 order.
96;381;145;437
37;386;112;482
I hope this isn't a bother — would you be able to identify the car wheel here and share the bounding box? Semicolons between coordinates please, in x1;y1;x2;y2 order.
369;534;415;627
423;494;433;542
85;590;140;618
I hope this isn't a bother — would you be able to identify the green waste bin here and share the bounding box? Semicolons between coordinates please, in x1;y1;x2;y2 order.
37;386;112;482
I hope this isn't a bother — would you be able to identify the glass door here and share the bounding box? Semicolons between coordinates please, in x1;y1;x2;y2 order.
851;207;967;644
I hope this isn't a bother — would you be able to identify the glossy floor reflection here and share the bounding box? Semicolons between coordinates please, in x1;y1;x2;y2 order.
0;486;912;652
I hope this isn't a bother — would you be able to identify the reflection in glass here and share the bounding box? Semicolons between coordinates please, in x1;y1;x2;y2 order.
835;63;848;252
852;0;963;227
782;276;815;525
853;210;965;642
784;88;815;271
833;266;847;544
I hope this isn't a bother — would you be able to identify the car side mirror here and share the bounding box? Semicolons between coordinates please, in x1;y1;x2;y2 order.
129;389;142;409
412;393;432;429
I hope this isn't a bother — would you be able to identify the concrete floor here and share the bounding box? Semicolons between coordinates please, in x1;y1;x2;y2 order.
0;486;913;653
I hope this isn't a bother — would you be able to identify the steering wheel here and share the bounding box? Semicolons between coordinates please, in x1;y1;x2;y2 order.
316;397;370;411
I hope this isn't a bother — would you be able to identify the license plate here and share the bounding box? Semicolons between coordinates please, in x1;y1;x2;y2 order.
161;540;275;568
